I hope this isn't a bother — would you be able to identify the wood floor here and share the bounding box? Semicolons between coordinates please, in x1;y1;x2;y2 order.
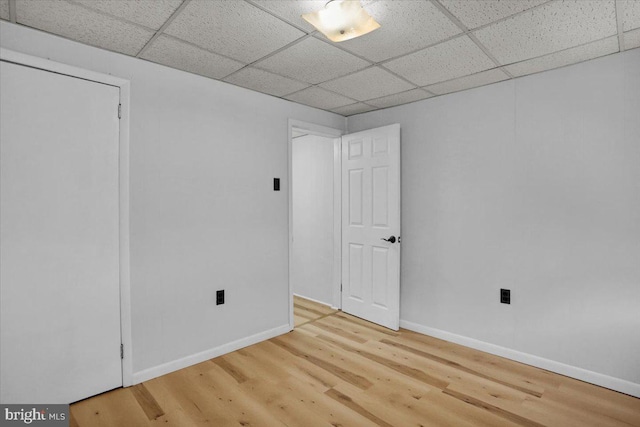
71;296;640;426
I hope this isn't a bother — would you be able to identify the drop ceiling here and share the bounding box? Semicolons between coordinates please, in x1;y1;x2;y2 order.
1;0;639;116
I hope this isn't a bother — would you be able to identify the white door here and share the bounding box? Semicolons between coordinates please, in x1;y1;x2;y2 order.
341;124;400;330
0;61;122;403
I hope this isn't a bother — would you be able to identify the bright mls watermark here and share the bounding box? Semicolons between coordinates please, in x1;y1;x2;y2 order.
0;405;68;426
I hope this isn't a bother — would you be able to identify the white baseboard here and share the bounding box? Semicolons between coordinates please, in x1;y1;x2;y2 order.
293;293;334;308
132;324;291;385
400;320;640;398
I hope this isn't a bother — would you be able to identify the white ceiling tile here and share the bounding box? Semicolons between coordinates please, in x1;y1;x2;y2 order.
474;0;617;65
439;0;548;30
255;37;371;84
16;0;154;56
384;35;495;86
504;36;620;77
224;67;309;97
365;88;433;108
319;66;414;101
622;0;640;31
0;0;9;21
624;28;640;50
285;86;355;111
425;68;510;95
69;0;182;30
141;35;244;80
164;0;304;63
331;103;377;116
335;0;462;62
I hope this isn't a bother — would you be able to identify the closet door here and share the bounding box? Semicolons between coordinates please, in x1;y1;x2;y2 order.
1;60;122;403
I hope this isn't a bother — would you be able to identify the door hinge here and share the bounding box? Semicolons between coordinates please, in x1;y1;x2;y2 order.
341;283;343;292
120;343;124;359
118;104;122;119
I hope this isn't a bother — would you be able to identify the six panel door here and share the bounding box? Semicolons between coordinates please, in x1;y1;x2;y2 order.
341;124;400;330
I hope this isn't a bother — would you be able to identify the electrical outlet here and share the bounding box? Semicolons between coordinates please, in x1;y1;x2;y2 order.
216;290;225;305
500;289;510;304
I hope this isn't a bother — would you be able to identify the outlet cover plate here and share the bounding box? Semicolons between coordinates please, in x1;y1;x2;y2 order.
500;288;510;304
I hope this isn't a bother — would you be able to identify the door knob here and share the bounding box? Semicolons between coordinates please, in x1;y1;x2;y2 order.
381;236;396;243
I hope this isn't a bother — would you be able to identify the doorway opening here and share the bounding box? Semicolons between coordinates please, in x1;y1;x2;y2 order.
288;120;342;330
288;120;402;331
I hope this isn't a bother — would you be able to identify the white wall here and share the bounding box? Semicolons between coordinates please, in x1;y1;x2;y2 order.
348;49;640;394
292;134;335;305
0;21;346;379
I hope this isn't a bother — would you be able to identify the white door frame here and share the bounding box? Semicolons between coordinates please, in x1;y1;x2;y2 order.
0;48;133;387
288;119;343;330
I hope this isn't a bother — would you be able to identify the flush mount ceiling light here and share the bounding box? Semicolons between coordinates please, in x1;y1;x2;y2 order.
302;0;381;43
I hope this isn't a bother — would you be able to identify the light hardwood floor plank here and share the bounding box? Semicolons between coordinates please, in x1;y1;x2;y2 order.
401;330;563;390
443;388;546;427
314;333;451;390
293;295;336;315
325;388;396;427
271;335;375;390
379;338;544;397
130;383;165;421
71;387;151;427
